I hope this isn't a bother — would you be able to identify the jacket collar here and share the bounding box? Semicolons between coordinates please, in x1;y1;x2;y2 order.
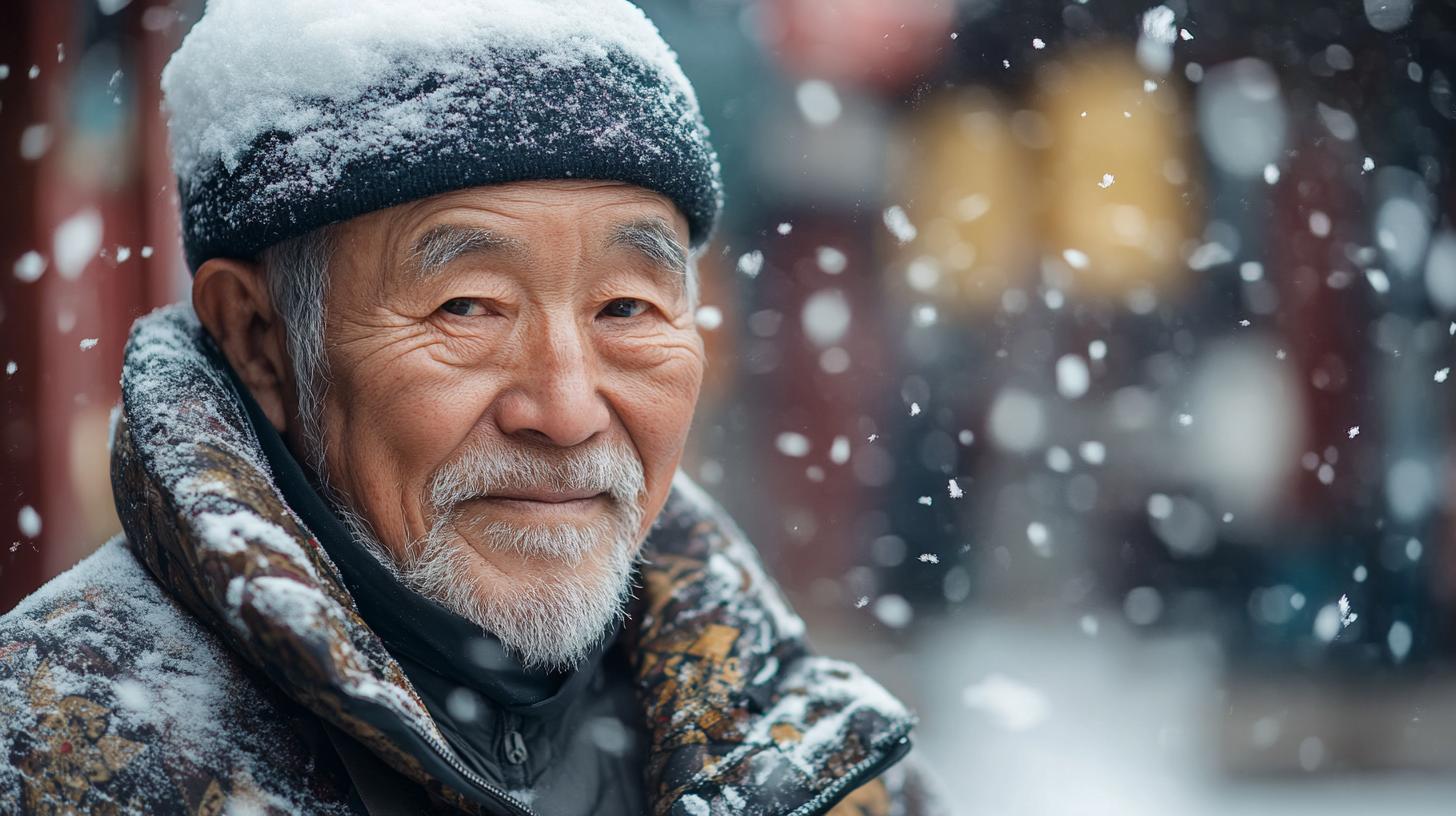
111;304;914;815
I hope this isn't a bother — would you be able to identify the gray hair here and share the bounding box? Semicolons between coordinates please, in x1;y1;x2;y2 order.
258;226;335;479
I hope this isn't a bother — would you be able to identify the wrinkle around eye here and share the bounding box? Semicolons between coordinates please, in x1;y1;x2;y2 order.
333;323;442;372
598;324;704;370
424;321;501;354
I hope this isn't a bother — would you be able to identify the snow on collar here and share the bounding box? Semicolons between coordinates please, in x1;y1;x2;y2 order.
110;304;468;800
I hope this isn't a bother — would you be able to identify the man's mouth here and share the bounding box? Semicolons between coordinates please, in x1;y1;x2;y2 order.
483;487;606;504
453;490;612;525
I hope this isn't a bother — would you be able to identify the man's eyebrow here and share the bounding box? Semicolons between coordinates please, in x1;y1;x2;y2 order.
407;224;523;279
610;218;689;288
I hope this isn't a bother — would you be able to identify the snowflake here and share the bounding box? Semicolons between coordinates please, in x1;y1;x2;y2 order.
1347;426;1360;439
948;479;964;499
1338;594;1358;627
918;553;940;564
736;250;764;278
882;206;918;244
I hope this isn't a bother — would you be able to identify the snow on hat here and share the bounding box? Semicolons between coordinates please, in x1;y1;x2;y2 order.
161;0;723;271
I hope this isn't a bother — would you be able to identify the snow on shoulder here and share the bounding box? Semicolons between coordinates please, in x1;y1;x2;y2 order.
160;0;696;180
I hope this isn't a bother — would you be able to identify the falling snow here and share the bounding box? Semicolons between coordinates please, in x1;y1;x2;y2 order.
1338;594;1358;627
883;205;918;244
12;251;45;282
775;431;810;457
736;249;764;278
17;506;42;537
815;246;847;275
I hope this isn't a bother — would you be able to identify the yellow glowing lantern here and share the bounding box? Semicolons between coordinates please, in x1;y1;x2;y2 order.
890;88;1038;313
1032;48;1196;298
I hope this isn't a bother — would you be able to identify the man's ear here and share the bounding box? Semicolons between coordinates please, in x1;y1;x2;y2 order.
192;258;293;432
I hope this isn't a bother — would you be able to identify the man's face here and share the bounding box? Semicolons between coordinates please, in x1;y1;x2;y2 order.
302;180;705;668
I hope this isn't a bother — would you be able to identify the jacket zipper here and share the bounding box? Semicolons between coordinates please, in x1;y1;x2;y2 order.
786;721;916;816
407;716;536;816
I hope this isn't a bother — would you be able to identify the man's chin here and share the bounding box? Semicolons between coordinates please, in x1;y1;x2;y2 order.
448;505;622;565
453;533;605;581
406;533;639;671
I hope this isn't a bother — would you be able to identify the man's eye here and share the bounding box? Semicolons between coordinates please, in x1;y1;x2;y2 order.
440;298;487;317
601;298;648;319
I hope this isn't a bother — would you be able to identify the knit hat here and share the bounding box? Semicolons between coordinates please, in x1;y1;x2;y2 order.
161;0;722;272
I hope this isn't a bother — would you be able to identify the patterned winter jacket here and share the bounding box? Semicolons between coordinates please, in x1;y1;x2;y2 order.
0;305;944;815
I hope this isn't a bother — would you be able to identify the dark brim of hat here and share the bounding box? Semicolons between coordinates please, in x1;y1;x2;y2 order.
178;50;722;271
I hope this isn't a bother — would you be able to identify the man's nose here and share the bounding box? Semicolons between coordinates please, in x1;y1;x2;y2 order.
493;315;611;448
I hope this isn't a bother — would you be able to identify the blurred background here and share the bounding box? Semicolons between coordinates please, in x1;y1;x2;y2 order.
4;0;1456;812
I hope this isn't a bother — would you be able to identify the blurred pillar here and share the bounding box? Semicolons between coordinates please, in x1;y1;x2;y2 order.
0;1;187;611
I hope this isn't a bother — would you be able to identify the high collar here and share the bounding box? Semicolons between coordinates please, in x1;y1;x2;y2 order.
111;304;916;816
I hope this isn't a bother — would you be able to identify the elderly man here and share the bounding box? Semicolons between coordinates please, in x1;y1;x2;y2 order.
0;2;944;814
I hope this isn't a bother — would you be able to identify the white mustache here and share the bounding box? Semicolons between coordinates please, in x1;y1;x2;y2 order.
429;439;646;514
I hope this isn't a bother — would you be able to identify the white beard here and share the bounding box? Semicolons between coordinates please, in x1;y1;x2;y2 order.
334;438;647;672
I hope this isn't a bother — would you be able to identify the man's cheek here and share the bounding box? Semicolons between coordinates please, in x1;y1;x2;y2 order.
600;330;705;374
370;376;490;455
